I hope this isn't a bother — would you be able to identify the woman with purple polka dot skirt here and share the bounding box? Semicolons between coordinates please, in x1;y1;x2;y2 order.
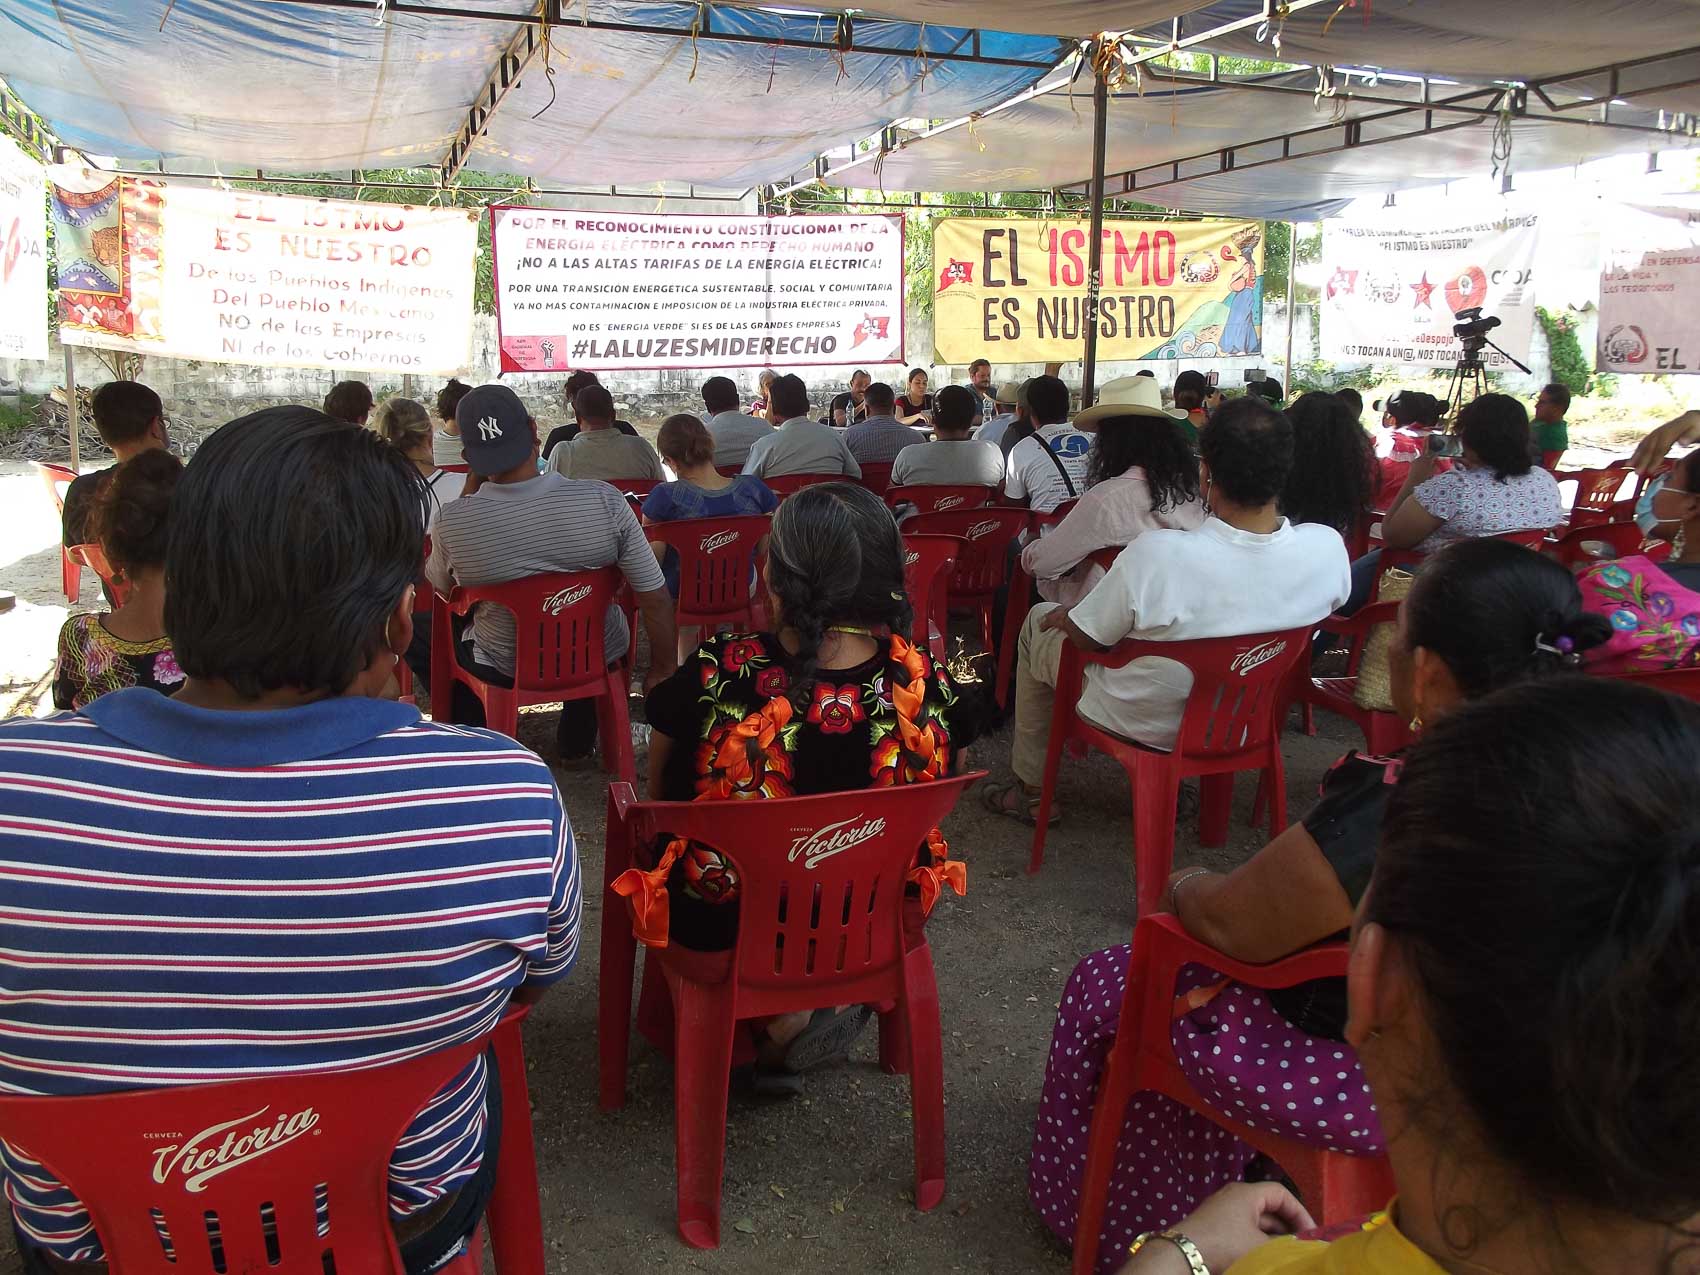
1029;538;1615;1269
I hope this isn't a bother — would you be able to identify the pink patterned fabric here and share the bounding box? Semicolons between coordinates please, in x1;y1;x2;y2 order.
1577;554;1700;675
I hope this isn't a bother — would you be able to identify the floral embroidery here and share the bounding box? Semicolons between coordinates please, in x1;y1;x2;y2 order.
1579;555;1700;672
871;718;950;786
807;683;865;734
754;666;789;698
152;649;184;686
721;637;765;673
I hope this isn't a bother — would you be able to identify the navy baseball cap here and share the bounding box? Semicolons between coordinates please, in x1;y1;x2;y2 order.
455;383;535;476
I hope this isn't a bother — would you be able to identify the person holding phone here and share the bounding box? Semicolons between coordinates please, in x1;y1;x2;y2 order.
1341;394;1561;615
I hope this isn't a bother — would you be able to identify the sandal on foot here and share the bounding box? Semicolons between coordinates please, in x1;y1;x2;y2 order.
783;1006;875;1073
981;778;1059;827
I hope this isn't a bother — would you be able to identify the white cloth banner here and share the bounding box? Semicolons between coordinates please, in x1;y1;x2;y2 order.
50;171;478;375
1320;209;1541;368
1598;199;1700;376
490;208;905;372
0;135;48;360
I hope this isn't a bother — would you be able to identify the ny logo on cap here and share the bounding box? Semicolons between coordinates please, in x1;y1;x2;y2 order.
475;416;502;442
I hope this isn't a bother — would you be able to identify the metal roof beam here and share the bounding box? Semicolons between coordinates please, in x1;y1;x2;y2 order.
439;2;547;187
246;0;1063;71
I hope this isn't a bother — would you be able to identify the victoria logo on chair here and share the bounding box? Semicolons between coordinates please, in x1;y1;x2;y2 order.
150;1106;321;1192
1230;638;1289;677
904;550;920;567
788;815;888;869
698;530;740;554
933;494;965;511
543;583;593;615
966;519;1000;540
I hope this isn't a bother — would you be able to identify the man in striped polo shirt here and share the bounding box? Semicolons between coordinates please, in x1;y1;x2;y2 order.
0;407;580;1273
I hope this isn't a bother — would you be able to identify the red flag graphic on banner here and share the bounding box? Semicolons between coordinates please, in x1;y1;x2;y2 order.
938;259;974;291
851;314;891;349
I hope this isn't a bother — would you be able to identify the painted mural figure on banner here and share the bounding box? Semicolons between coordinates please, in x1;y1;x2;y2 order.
1219;224;1264;356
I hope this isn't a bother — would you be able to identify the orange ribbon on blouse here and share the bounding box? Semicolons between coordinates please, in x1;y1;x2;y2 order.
611;635;966;949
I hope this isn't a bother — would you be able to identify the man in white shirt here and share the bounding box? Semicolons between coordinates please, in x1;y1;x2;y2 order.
985;396;1351;821
742;374;862;479
546;384;666;483
891;385;1004;489
1004;376;1091;514
975;381;1026;452
700;375;773;468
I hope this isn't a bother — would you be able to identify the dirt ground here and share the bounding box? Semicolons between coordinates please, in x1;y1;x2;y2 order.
0;427;1651;1272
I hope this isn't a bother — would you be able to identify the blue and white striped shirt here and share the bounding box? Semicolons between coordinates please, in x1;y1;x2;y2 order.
0;690;581;1261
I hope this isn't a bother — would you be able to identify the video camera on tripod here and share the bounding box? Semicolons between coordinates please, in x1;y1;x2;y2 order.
1442;306;1528;420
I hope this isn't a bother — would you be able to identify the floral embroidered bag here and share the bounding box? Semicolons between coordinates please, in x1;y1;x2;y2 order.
1576;555;1700;675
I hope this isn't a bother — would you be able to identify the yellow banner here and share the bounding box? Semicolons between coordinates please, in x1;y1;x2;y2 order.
932;217;1266;364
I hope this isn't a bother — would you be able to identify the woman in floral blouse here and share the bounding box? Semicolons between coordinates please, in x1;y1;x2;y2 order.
635;482;981;1087
53;450;184;711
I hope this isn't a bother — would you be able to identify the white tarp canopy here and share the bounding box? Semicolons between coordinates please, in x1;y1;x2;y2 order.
0;0;1068;189
832;69;1697;220
855;1;1211;38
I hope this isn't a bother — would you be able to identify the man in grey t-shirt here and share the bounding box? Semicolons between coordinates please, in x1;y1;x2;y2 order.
742;374;862;479
700;376;774;468
427;384;677;759
546;384;666;483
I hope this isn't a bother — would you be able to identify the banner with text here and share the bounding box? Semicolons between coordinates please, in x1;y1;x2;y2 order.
1598;199;1700;376
49;169;478;374
491;208;905;372
0;135;48;360
1320;209;1540;368
931;216;1266;364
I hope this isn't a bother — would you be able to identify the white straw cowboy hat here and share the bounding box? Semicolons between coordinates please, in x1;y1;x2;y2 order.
994;380;1024;407
1073;375;1191;429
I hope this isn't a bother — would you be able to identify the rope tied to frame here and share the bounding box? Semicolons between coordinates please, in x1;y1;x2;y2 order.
685;3;706;83
1321;0;1373;37
530;9;559;120
1255;1;1292;54
1490;101;1515;177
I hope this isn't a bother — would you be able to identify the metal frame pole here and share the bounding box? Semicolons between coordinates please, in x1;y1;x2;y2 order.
1282;221;1298;390
63;346;79;473
1081;45;1109;408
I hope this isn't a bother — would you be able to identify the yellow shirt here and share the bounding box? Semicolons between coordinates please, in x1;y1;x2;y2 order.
1227;1211;1446;1274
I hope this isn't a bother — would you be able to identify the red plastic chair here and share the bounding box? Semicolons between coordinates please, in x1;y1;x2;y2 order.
67;542;130;610
0;1007;545;1275
643;514;771;634
763;472;846;498
38;461;82;603
1539;448;1565;471
1070;915;1394;1275
1026;498;1079;536
1555;462;1634;528
990;500;1084;710
1297;601;1414;757
856;461;895;497
1549;520;1659;569
902;533;963;662
1030;627;1310;907
884;483;997;516
438;462;471;474
604;477;662;502
598;775;982;1248
429;566;635;783
907;507;1029;687
1606;666;1700;702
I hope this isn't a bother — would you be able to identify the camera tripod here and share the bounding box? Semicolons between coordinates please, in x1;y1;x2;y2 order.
1441;338;1531;422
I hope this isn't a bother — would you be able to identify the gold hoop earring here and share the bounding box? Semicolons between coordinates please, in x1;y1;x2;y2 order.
1408;714;1423;732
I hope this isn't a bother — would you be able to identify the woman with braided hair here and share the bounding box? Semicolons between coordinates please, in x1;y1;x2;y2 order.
635;482;982;1089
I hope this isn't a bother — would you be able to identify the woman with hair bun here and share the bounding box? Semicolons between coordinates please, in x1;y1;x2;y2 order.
52;450;185;710
432;377;473;468
1033;537;1612;1268
630;482;982;1089
1125;674;1700;1274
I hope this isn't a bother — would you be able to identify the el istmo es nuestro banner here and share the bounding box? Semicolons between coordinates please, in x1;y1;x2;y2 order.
931;217;1267;364
1320;209;1540;368
0;135;48;360
49;169;478;374
491;208;905;372
1598;199;1700;376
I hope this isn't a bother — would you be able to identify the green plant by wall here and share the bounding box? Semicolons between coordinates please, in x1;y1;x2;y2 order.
1536;306;1592;396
